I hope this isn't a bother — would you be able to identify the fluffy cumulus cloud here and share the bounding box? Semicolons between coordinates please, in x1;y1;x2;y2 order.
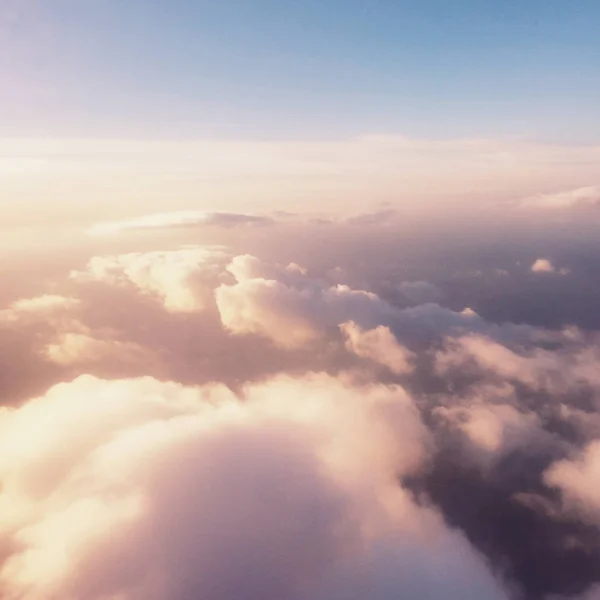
215;255;537;350
71;246;228;313
0;373;509;600
6;230;600;599
340;321;415;374
216;255;397;348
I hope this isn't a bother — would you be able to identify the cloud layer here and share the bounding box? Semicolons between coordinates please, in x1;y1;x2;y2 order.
0;373;509;600
3;219;600;600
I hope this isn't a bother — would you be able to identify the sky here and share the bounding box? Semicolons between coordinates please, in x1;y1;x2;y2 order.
4;5;600;600
2;0;599;141
1;0;600;232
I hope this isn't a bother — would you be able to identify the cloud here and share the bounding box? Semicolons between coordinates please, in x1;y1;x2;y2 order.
436;334;546;387
1;294;82;326
43;332;147;367
10;198;600;600
71;246;228;313
340;321;415;374
518;185;600;209
435;332;600;397
0;248;572;408
577;584;600;600
216;255;396;348
6;231;600;597
0;373;509;600
0;292;154;381
88;211;274;235
216;255;550;351
545;441;600;525
531;258;555;273
5;137;600;228
343;209;398;226
388;303;540;346
435;396;550;468
7;294;81;314
2;253;425;397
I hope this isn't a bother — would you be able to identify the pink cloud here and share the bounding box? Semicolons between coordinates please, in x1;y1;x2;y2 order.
0;373;509;600
340;321;415;374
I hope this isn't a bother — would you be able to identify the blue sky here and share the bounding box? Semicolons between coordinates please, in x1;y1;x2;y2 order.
2;0;599;141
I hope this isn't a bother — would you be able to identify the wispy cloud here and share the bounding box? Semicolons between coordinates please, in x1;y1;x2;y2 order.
517;185;600;209
88;211;274;236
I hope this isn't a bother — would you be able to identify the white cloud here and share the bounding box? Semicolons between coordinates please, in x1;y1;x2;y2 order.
0;373;509;600
43;332;147;367
71;246;228;313
531;258;555;273
340;321;415;374
216;255;396;348
1;295;81;325
216;255;543;350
